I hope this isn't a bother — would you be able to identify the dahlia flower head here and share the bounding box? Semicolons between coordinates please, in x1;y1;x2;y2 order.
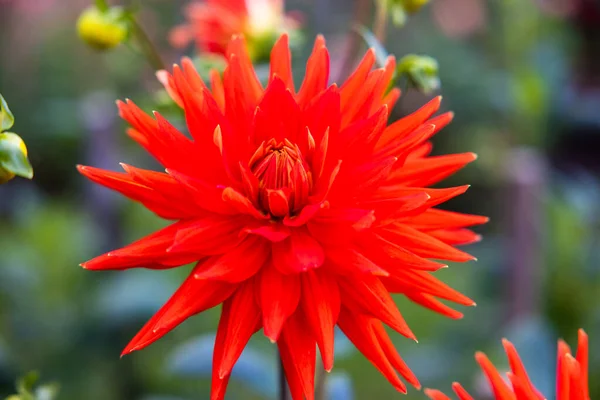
170;0;301;61
78;33;487;400
426;329;589;400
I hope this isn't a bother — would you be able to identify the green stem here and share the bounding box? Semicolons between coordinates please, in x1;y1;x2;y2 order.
128;16;165;71
374;0;389;42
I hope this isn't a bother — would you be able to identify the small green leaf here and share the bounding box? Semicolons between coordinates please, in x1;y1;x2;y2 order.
354;25;389;68
0;94;15;132
0;132;33;181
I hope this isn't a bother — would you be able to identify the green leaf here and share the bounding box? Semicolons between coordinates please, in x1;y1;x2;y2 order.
0;132;33;181
0;94;15;132
354;25;389;68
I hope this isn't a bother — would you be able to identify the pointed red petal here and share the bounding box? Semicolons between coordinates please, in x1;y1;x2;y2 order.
122;272;236;355
259;264;301;341
217;280;262;378
576;329;589;400
297;35;329;107
451;383;475;400
272;229;325;274
300;270;340;371
339;273;415;340
424;389;452;400
270;33;295;92
194;236;269;282
338;310;408;393
278;311;317;400
475;352;517;400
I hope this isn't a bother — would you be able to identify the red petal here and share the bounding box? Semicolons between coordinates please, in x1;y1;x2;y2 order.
194;236;269;282
122;272;236;355
300;270;340;371
389;152;478;187
253;77;301;145
270;33;295;92
371;320;420;388
576;329;589;400
339;273;415;340
222;187;268;219
211;303;231;400
272;229;325;274
278;311;317;400
377;96;441;150
339;49;376;112
424;389;452;400
217;280;262;378
267;189;291;217
297;35;329;107
359;232;447;272
169;215;249;255
244;222;291;242
259;264;301;341
377;222;476;262
337;310;408;393
405;292;463;319
452;383;475;400
475;352;517;400
383;270;475;307
326;247;390;276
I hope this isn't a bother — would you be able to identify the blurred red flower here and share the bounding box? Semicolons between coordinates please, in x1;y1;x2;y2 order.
170;0;300;60
78;34;486;400
426;329;589;400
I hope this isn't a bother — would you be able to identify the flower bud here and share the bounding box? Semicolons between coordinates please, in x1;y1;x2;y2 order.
383;0;431;26
397;54;440;94
401;0;431;13
0;132;33;184
77;6;128;51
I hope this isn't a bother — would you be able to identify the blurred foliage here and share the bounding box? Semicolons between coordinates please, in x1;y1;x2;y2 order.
4;372;59;400
0;0;599;399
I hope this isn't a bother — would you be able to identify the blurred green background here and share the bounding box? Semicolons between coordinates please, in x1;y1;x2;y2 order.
0;0;599;399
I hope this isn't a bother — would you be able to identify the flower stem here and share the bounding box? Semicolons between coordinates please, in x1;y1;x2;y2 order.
127;16;165;71
373;0;388;42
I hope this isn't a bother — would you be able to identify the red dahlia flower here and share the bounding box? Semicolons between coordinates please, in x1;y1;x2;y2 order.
78;33;487;399
425;329;589;400
170;0;300;60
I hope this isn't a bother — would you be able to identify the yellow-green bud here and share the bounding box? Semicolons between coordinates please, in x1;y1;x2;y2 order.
77;6;128;51
397;54;440;94
0;132;33;184
401;0;431;13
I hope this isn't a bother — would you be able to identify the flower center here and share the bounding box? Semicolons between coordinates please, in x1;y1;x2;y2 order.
249;138;312;217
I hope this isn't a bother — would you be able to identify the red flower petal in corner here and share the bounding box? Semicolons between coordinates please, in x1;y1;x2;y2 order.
425;329;590;400
79;33;487;399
